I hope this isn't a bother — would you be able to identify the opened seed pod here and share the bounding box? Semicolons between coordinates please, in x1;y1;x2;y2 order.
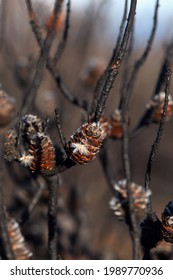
109;109;129;139
7;218;32;260
19;132;56;174
113;179;151;213
147;92;173;123
4;129;19;161
66;122;105;164
161;201;173;243
89;115;110;140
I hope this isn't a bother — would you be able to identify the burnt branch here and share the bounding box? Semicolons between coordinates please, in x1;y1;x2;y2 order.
133;38;173;134
25;0;87;111
90;0;128;115
119;0;159;111
55;107;66;150
0;137;14;259
145;69;172;214
46;174;60;260
93;0;137;123
22;0;64;114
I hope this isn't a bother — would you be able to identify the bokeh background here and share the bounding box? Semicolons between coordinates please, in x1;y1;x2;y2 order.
1;0;173;259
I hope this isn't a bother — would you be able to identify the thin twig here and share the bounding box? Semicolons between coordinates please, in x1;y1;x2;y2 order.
133;38;173;135
19;177;45;225
46;174;60;260
119;0;159;110
55;107;66;149
0;136;15;259
93;0;137;123
53;0;71;64
90;0;128;115
22;0;64;114
145;69;172;214
25;0;87;111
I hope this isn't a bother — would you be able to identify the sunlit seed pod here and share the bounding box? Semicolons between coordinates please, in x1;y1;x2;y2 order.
7;218;32;260
4;129;19;161
161;201;173;243
0;88;16;126
80;58;106;88
113;179;151;212
67;122;105;164
146;92;173;123
109;109;129;139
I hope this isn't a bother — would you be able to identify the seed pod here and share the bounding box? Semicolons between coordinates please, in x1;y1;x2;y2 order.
109;197;124;219
21;114;44;144
4;129;19;161
66;122;105;164
19;133;56;174
0;87;16;126
161;201;173;243
147;92;173;123
109;109;129;139
89;115;110;140
113;179;151;212
7;218;32;260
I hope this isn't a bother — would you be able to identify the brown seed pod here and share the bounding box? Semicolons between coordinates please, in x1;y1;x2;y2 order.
89;115;110;140
4;129;19;161
161;201;173;243
109;109;129;139
7;218;32;260
0;87;16;126
21;114;44;143
66;122;105;164
19;133;56;174
113;179;151;213
147;92;173;123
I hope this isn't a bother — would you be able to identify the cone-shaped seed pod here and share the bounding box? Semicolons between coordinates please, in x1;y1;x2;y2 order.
21;114;44;142
66;122;105;164
113;179;151;213
4;129;19;161
7;218;32;260
0;87;16;127
89;115;110;140
19;133;56;174
109;109;129;139
109;197;124;219
147;92;173;123
161;201;173;243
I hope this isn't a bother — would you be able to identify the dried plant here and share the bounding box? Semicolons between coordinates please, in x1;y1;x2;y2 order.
1;0;173;260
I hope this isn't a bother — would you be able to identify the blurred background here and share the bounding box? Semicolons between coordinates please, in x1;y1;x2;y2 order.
1;0;173;259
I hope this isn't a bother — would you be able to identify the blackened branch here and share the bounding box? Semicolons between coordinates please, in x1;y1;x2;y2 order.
46;174;60;260
119;0;159;110
25;0;87;111
22;0;63;114
91;0;128;113
0;137;14;259
145;69;172;214
55;107;66;149
93;0;137;123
